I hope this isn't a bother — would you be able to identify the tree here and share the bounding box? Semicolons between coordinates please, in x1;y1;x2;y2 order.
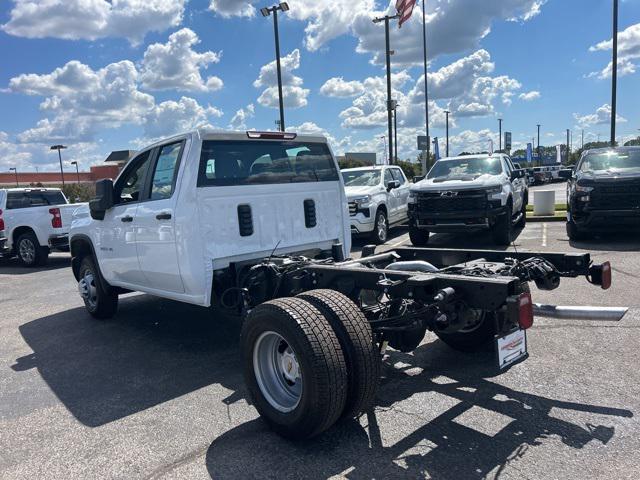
624;138;640;147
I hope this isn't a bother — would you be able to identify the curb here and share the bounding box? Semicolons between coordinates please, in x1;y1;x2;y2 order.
527;214;566;223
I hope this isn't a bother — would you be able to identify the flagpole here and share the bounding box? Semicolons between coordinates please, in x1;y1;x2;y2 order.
421;0;430;174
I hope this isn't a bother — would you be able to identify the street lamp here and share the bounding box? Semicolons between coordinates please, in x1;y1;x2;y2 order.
70;161;80;184
498;118;503;151
261;2;289;132
444;110;450;157
50;144;67;187
9;167;18;187
610;0;619;147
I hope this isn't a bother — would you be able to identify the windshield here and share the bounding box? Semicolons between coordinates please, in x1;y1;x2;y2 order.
427;157;503;179
579;150;640;173
342;170;381;187
198;140;339;186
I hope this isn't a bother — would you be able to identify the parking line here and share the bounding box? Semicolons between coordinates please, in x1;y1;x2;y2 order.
542;223;547;247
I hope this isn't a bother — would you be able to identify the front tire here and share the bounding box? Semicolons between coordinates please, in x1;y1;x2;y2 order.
409;225;430;246
297;289;380;419
78;256;118;319
516;198;527;228
16;232;48;267
241;297;348;439
566;220;587;241
370;209;388;244
492;208;513;245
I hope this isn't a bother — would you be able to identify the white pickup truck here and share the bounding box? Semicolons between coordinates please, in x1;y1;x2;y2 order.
69;130;611;440
0;188;80;266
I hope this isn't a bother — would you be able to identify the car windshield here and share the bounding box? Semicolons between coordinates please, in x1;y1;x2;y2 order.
427;157;503;179
198;140;339;186
342;169;381;187
579;150;640;173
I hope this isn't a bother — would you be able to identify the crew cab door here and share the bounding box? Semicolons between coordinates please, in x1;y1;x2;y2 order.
383;168;400;221
134;140;186;293
390;167;410;221
97;151;152;286
504;157;525;213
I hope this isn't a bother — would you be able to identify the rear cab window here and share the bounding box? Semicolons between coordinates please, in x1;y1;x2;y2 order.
6;190;67;209
197;140;339;187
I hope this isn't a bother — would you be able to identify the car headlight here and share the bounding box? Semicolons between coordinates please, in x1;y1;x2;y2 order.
351;195;371;208
485;186;502;198
408;191;417;203
575;184;594;193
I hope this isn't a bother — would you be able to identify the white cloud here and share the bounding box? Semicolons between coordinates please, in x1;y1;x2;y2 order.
254;49;310;109
143;97;222;139
519;90;541;101
587;23;640;79
1;0;186;45
229;104;255;130
352;0;546;67
573;103;627;128
320;77;366;98
140;28;223;92
209;0;256;18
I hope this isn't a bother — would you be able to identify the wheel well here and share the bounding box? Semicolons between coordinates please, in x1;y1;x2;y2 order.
12;226;35;245
376;204;387;216
70;237;93;280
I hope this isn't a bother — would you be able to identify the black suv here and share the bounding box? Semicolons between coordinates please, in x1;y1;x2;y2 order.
562;147;640;240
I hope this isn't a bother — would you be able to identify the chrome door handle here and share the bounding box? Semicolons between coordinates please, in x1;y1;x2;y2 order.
156;212;172;220
121;215;133;223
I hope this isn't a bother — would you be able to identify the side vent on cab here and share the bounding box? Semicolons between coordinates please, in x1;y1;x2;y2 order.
303;199;316;228
237;204;253;237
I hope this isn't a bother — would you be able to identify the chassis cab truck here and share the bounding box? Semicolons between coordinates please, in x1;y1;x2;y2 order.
70;129;612;440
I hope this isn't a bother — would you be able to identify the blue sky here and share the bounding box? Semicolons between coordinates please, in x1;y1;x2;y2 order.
0;0;638;171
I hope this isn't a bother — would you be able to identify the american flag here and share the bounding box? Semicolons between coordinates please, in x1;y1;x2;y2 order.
396;0;417;28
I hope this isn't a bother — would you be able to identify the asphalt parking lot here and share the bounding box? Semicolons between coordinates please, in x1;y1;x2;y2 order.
1;222;639;479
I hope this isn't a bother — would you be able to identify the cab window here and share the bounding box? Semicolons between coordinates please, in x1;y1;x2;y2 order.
150;142;183;200
390;168;406;185
384;169;395;187
114;151;152;204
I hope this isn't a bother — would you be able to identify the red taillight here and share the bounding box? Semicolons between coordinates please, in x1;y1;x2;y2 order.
518;292;534;330
0;208;4;231
600;261;612;290
49;208;62;228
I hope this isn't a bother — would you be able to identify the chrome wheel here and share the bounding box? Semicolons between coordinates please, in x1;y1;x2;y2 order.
376;213;387;242
253;331;302;413
19;238;36;264
78;270;98;309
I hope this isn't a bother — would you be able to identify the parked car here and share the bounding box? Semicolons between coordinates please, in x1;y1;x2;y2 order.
69;129;611;441
0;187;82;266
562;146;640;240
407;153;528;246
342;165;410;243
532;167;548;185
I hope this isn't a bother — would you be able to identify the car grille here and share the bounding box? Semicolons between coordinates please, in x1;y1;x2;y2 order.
416;190;487;213
590;181;640;210
348;202;357;216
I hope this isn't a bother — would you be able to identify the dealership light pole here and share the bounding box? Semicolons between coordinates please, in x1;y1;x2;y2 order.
50;144;67;187
498;118;503;151
70;161;80;184
421;0;431;170
566;129;571;164
373;12;400;166
380;135;387;165
392;101;398;163
536;124;541;166
610;0;619;146
444;110;450;157
9;167;18;187
260;2;289;132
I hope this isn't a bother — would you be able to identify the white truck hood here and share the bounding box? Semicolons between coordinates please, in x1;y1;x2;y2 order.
344;185;383;199
411;173;505;192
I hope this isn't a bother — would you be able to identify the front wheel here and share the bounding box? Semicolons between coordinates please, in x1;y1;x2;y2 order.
241;297;348;439
566;220;587;241
370;209;388;244
409;225;430;246
78;256;118;319
491;209;512;245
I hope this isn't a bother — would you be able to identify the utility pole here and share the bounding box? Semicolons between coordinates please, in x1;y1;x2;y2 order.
536;124;541;166
498;118;503;151
566;129;570;164
260;2;290;131
393;102;398;163
9;167;18;187
50;144;67;187
445;110;450;157
71;161;80;184
610;0;619;146
380;136;387;165
421;0;430;173
373;13;400;166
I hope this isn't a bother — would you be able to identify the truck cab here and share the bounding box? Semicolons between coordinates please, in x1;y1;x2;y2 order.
70;130;351;309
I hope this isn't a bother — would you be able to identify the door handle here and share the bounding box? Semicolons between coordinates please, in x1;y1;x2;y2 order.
156;212;172;220
121;215;133;223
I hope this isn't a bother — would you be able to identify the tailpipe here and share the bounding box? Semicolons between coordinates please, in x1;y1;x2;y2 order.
533;304;628;321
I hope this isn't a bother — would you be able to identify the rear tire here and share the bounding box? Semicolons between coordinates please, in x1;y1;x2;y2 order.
297;289;380;418
78;256;118;319
409;225;430;246
370;209;388;244
241;297;348;439
16;232;48;267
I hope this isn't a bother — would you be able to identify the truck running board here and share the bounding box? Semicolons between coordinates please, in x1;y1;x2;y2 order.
533;304;628;321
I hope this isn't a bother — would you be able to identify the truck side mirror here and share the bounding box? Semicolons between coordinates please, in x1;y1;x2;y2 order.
510;169;525;181
89;179;114;220
413;175;425;183
559;169;573;180
386;180;400;191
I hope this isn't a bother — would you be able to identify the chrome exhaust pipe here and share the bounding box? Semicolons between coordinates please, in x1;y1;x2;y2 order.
533;304;628;321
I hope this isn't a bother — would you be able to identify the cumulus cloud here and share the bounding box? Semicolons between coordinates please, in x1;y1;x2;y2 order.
320;77;366;98
229;104;255;130
587;23;640;79
209;0;256;18
1;0;186;45
254;49;310;109
573;104;627;128
143;97;222;139
140;28;223;92
519;90;541;101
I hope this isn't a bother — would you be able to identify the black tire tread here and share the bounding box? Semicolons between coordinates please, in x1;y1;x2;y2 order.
297;289;380;418
17;232;48;267
79;256;118;319
409;226;429;247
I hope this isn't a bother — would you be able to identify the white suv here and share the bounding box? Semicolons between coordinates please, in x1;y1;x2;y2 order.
342;165;410;243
